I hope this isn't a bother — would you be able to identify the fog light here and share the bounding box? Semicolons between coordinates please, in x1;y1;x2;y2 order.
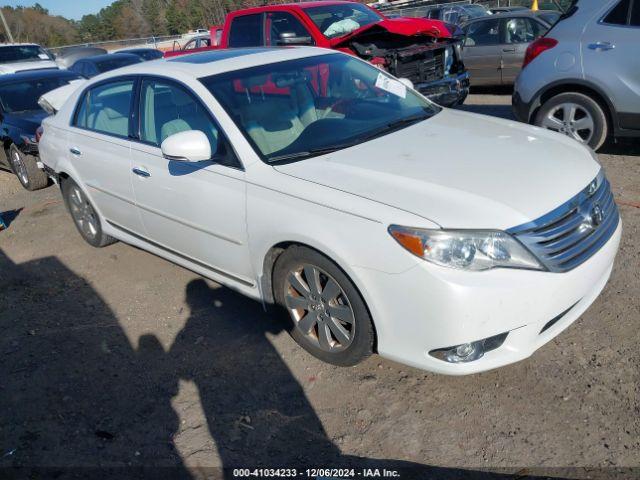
429;332;508;364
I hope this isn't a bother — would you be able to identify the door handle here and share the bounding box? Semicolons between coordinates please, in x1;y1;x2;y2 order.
588;42;615;51
132;167;151;178
69;147;81;156
502;47;516;52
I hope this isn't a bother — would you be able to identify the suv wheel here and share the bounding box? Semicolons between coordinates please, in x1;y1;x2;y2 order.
8;144;48;191
535;92;608;150
62;178;117;248
273;246;374;366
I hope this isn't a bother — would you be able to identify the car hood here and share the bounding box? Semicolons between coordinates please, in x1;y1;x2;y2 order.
4;110;49;134
273;109;601;230
0;60;58;74
329;17;454;47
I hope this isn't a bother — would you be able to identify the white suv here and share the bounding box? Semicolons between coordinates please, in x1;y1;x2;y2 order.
39;48;621;374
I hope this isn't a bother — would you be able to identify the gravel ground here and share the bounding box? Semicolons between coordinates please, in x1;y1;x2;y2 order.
0;93;638;479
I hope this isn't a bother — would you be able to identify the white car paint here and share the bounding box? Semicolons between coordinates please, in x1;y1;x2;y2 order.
0;60;58;74
38;47;621;374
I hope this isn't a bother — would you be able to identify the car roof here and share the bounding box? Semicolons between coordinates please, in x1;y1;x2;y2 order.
0;43;42;48
0;68;79;84
230;1;365;15
463;10;547;23
88;47;338;82
115;48;159;53
77;53;141;63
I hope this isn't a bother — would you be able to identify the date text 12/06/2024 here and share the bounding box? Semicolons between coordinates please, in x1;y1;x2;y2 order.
232;468;401;477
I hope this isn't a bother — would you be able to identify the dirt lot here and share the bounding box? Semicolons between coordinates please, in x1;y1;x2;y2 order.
0;93;638;479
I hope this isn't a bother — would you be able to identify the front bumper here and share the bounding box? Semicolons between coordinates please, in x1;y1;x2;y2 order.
354;223;621;375
415;71;470;107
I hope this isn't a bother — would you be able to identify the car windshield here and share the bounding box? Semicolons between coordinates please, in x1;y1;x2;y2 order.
201;54;440;163
95;56;142;73
304;4;383;39
0;45;52;64
0;75;78;113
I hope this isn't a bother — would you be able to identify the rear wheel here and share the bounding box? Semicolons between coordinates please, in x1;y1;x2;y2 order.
8;144;48;191
535;92;608;150
62;178;116;248
273;246;374;366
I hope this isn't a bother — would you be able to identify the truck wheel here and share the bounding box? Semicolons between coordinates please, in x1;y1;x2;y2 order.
62;178;117;248
273;246;374;366
535;92;608;150
8;144;48;191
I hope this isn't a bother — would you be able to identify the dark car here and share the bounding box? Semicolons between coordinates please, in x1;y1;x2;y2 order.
461;11;555;86
0;69;81;190
69;53;142;79
113;48;163;61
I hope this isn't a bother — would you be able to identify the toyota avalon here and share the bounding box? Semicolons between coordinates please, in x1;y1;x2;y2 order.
38;48;621;374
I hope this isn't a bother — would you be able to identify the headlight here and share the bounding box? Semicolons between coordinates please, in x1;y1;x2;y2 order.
388;225;544;271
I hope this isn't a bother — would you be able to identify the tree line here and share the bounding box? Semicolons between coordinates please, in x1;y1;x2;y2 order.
0;0;272;47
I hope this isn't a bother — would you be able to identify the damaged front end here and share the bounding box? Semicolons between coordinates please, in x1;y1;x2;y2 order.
335;22;469;106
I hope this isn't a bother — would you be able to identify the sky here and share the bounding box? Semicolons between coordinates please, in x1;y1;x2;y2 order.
2;0;115;20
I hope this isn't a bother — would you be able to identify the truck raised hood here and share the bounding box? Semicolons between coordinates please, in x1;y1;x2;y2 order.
329;17;456;48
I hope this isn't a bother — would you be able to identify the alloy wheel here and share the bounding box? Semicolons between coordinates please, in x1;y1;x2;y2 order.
68;185;99;240
284;264;355;352
11;150;29;186
541;102;595;145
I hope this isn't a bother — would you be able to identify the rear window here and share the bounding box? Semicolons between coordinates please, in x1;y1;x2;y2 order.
0;74;79;113
0;45;52;64
95;56;142;73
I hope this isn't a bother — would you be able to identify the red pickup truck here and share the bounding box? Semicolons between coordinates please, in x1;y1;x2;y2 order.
166;1;469;106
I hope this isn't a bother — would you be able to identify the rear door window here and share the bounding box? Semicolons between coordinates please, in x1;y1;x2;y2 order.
464;19;501;46
630;0;640;25
503;18;539;44
228;14;265;47
603;0;631;25
75;80;134;138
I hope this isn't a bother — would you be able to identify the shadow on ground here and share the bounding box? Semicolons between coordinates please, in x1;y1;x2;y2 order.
0;250;575;479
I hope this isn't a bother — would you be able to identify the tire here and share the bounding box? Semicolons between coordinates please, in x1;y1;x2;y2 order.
61;178;117;248
534;92;608;150
273;245;374;366
8;144;48;191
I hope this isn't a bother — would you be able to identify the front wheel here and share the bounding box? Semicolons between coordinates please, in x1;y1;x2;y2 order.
62;178;116;248
8;144;48;191
273;246;375;366
534;92;608;150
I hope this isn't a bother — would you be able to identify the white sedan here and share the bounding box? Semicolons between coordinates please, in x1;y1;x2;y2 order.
39;47;621;374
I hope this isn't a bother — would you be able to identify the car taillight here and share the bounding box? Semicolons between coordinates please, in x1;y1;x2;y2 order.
523;37;558;69
35;126;43;143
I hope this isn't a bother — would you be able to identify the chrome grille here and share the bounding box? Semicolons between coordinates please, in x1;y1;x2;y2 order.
508;171;619;273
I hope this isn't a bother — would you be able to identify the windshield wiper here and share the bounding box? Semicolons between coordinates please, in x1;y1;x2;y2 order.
267;143;357;163
267;113;431;163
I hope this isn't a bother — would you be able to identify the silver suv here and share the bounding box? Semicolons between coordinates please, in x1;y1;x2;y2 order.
513;0;640;150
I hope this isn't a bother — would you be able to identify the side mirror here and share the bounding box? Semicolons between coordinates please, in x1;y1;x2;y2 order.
398;78;414;90
278;32;313;46
161;130;213;162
